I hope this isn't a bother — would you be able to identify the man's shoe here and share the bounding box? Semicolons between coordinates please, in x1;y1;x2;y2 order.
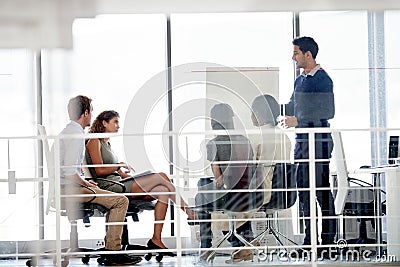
100;253;142;265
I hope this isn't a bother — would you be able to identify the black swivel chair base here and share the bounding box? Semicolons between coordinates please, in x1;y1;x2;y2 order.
26;219;102;267
120;199;166;262
252;213;298;255
346;219;376;244
344;219;386;256
203;213;261;263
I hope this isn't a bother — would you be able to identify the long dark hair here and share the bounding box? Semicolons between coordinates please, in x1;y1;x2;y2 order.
251;94;279;126
89;110;119;134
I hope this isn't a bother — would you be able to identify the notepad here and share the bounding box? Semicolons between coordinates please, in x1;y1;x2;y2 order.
119;170;153;183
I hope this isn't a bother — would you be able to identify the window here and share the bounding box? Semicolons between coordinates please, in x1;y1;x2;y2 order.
299;11;371;169
385;11;400;129
41;14;168;240
170;12;294;174
0;49;37;240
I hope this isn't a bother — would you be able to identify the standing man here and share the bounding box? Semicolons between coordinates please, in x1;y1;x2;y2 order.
281;37;336;251
59;95;141;265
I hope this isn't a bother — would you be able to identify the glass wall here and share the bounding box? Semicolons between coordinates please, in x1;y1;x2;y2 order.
41;14;168;240
299;11;371;170
385;11;400;129
170;12;294;169
171;12;293;98
0;49;37;240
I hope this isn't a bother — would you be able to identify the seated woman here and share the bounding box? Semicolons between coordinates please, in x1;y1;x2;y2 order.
250;94;295;243
250;94;292;204
85;110;197;251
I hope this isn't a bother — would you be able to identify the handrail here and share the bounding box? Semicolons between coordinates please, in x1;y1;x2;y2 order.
0;126;400;140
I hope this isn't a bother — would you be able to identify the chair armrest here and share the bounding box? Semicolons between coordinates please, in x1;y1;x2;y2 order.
93;177;127;193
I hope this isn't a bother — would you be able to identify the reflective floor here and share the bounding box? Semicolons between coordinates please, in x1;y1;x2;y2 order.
1;254;400;267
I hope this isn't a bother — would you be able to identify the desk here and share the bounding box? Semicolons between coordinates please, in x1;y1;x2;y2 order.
351;166;400;259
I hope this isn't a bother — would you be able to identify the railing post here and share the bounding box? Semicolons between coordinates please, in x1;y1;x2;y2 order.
308;130;318;264
53;137;62;267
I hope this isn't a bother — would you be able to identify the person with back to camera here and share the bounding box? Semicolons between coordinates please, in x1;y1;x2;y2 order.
281;36;336;257
250;94;292;207
59;96;141;265
195;103;255;263
85;110;197;254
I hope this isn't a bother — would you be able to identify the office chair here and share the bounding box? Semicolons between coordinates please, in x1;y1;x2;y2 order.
26;125;107;267
331;132;386;249
81;158;155;252
341;180;386;246
196;162;265;263
251;163;298;249
28;125;156;266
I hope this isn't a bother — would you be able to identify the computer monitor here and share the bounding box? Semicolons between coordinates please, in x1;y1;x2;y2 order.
388;136;399;165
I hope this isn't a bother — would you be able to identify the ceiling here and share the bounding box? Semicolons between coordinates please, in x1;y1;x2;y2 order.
1;0;399;48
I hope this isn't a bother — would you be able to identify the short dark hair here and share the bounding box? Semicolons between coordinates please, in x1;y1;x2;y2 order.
251;94;280;126
67;95;92;120
292;36;319;59
210;103;234;130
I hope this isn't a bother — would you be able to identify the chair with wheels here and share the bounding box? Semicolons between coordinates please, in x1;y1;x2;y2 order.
195;162;265;263
81;158;156;254
121;199;156;249
82;151;158;261
27;125;108;267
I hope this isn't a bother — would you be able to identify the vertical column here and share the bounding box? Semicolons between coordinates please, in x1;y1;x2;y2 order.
35;50;45;240
292;12;301;79
53;138;62;267
166;15;175;237
308;131;318;265
367;11;387;166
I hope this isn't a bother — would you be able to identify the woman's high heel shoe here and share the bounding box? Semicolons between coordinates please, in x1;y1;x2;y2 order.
147;239;175;257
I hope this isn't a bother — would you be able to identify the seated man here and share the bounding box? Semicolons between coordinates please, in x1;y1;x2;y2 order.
58;95;141;265
196;103;256;263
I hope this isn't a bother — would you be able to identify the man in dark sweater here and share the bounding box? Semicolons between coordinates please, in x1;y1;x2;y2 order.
281;36;336;250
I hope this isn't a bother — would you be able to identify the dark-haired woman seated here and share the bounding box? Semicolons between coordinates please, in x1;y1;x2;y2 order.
85;110;197;251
